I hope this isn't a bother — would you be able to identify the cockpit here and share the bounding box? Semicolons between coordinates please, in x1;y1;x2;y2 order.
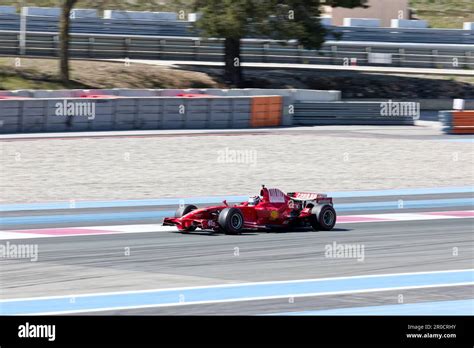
247;196;261;206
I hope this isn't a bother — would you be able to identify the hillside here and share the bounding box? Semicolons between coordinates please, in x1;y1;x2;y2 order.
1;57;472;99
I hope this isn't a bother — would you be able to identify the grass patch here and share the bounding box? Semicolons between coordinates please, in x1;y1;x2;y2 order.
0;57;220;90
0;75;64;90
409;0;474;28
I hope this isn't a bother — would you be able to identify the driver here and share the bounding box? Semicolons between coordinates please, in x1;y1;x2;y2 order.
247;195;261;206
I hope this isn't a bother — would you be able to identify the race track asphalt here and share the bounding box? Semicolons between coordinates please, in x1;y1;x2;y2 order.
0;192;472;315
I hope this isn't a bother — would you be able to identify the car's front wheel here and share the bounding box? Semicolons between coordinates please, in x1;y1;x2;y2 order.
218;208;244;235
175;204;197;232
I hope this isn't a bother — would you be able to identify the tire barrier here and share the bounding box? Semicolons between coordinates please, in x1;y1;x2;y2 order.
440;110;474;134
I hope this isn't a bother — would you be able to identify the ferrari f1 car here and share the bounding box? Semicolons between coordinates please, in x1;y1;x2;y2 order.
163;186;336;234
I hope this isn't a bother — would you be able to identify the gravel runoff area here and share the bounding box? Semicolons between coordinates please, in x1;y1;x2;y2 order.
1;126;473;204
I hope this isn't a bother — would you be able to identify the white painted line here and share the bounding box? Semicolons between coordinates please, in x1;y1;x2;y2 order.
0;231;50;240
88;224;167;232
113;59;474;76
20;282;474;315
1;268;472;303
354;213;458;221
0;226;178;240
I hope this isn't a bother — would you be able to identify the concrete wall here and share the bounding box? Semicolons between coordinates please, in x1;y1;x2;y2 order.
23;7;97;18
23;7;60;16
391;19;428;29
0;89;339;130
343;18;381;27
324;0;409;27
0;88;341;102
70;9;98;19
319;16;332;26
0;6;16;14
1;89;430;134
103;10;177;21
188;13;202;22
464;22;474;30
0;96;266;133
159;88;341;102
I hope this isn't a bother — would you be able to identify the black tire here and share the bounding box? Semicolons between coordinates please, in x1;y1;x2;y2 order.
218;207;244;235
310;205;336;231
175;204;197;232
175;204;197;218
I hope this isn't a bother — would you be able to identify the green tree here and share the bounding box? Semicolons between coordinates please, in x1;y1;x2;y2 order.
194;0;368;87
57;0;193;85
59;0;78;85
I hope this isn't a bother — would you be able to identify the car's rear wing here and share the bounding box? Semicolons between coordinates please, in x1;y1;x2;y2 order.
287;192;333;205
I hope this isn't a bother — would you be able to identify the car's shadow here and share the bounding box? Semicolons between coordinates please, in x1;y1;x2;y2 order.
272;227;351;233
171;227;351;236
171;231;259;236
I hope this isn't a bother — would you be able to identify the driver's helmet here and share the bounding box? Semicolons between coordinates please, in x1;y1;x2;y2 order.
248;196;260;206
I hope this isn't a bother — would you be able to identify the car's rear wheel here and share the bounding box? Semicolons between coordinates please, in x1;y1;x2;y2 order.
175;204;197;232
218;208;244;235
310;205;336;231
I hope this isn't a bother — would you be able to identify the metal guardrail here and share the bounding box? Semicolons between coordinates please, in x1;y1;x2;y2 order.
0;14;472;45
0;31;472;69
332;27;473;45
294;102;415;125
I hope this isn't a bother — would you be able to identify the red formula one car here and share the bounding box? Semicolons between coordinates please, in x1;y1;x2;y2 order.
163;186;336;234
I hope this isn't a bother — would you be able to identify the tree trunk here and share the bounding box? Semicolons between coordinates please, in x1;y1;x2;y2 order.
59;0;76;86
224;37;243;87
